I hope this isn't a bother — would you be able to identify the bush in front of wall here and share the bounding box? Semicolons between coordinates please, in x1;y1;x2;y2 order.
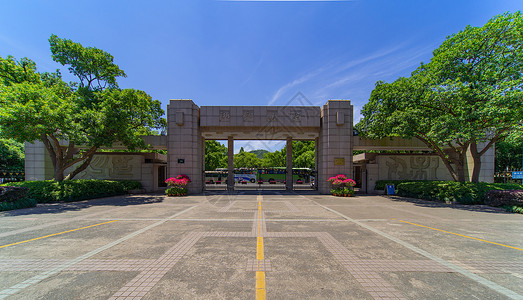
395;181;523;205
0;186;37;211
1;180;142;203
484;190;523;207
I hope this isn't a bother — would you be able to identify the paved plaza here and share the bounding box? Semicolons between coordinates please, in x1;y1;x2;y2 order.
0;192;522;299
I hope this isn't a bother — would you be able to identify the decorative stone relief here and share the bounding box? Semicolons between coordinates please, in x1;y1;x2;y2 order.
291;110;302;122
73;155;141;180
267;111;277;122
219;110;231;122
110;156;135;178
77;156;110;179
243;110;254;122
384;156;441;180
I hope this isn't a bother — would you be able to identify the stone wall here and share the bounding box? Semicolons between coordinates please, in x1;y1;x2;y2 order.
65;154;143;181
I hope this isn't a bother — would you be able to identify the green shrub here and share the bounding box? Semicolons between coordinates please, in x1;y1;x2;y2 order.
1;180;142;203
503;205;523;214
0;186;37;211
484;190;523;207
0;186;29;202
165;186;187;197
375;180;436;191
395;181;523;205
0;197;37;211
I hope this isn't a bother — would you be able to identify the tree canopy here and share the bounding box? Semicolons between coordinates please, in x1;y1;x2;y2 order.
0;138;24;172
0;36;165;181
495;128;523;172
357;12;523;182
234;151;261;168
205;140;228;171
203;140;316;170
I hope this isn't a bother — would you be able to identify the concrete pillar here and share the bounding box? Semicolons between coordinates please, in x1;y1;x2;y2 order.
362;164;367;193
315;137;319;190
286;136;293;191
202;137;206;191
227;136;235;191
167;99;203;194
318;100;353;194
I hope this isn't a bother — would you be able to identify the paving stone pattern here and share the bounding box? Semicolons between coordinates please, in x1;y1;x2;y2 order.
0;193;521;299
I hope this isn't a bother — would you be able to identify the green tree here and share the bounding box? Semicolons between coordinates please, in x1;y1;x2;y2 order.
249;149;269;159
205;140;227;171
294;150;315;169
357;12;523;182
261;149;286;168
495;128;523;172
292;141;315;169
0;138;25;171
0;36;165;181
234;151;261;168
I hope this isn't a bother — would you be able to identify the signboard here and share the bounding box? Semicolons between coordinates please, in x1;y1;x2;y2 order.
177;159;185;164
513;171;523;179
334;158;345;166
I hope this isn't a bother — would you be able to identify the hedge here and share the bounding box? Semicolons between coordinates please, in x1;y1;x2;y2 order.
0;186;37;211
1;180;142;203
484;190;523;207
375;180;438;191
394;181;523;205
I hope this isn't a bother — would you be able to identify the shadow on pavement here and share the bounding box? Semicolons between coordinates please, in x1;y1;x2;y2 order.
0;193;166;217
384;195;512;214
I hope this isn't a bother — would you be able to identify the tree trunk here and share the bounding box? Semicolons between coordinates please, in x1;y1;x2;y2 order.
455;160;466;182
415;135;467;182
65;148;96;180
54;165;64;181
40;134;98;181
469;142;483;183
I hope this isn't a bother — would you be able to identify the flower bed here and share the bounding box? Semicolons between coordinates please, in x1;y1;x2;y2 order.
328;174;356;197
165;174;191;196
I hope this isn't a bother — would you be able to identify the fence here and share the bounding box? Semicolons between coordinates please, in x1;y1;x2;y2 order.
0;170;25;184
494;168;523;184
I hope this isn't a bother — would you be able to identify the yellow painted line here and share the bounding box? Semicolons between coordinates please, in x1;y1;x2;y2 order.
0;220;118;249
257;236;264;260
256;271;266;299
399;220;523;251
256;193;266;300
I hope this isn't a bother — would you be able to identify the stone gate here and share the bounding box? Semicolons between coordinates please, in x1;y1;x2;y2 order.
167;99;354;194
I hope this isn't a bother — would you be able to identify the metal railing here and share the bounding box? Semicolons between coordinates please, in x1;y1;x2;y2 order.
0;170;25;184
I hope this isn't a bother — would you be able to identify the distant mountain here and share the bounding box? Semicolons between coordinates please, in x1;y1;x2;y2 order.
249;149;269;159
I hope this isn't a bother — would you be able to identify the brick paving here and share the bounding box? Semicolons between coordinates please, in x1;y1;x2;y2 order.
0;193;521;299
246;259;272;272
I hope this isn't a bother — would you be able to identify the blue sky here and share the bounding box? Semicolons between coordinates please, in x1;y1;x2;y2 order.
0;0;520;152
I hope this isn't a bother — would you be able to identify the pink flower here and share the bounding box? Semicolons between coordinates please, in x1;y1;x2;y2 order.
165;175;191;187
332;179;344;186
343;179;356;187
327;174;356;187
